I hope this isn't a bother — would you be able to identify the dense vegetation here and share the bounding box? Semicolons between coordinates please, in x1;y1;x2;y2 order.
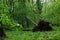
0;0;60;40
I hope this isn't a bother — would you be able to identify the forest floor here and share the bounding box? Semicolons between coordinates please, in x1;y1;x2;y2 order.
5;26;60;40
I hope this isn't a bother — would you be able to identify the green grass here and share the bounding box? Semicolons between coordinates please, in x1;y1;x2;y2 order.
4;27;60;40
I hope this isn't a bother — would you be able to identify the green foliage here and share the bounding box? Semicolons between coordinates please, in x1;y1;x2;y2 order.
41;0;60;24
0;14;16;28
0;0;60;40
13;0;42;28
0;0;60;30
5;31;60;40
0;0;21;30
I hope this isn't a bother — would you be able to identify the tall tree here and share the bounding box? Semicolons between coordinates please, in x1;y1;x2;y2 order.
9;0;14;17
36;0;42;14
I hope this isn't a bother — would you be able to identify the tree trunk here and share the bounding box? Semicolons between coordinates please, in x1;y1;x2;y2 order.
36;0;42;14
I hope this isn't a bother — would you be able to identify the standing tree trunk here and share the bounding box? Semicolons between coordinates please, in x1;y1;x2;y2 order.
36;0;42;14
9;0;14;17
0;21;7;40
